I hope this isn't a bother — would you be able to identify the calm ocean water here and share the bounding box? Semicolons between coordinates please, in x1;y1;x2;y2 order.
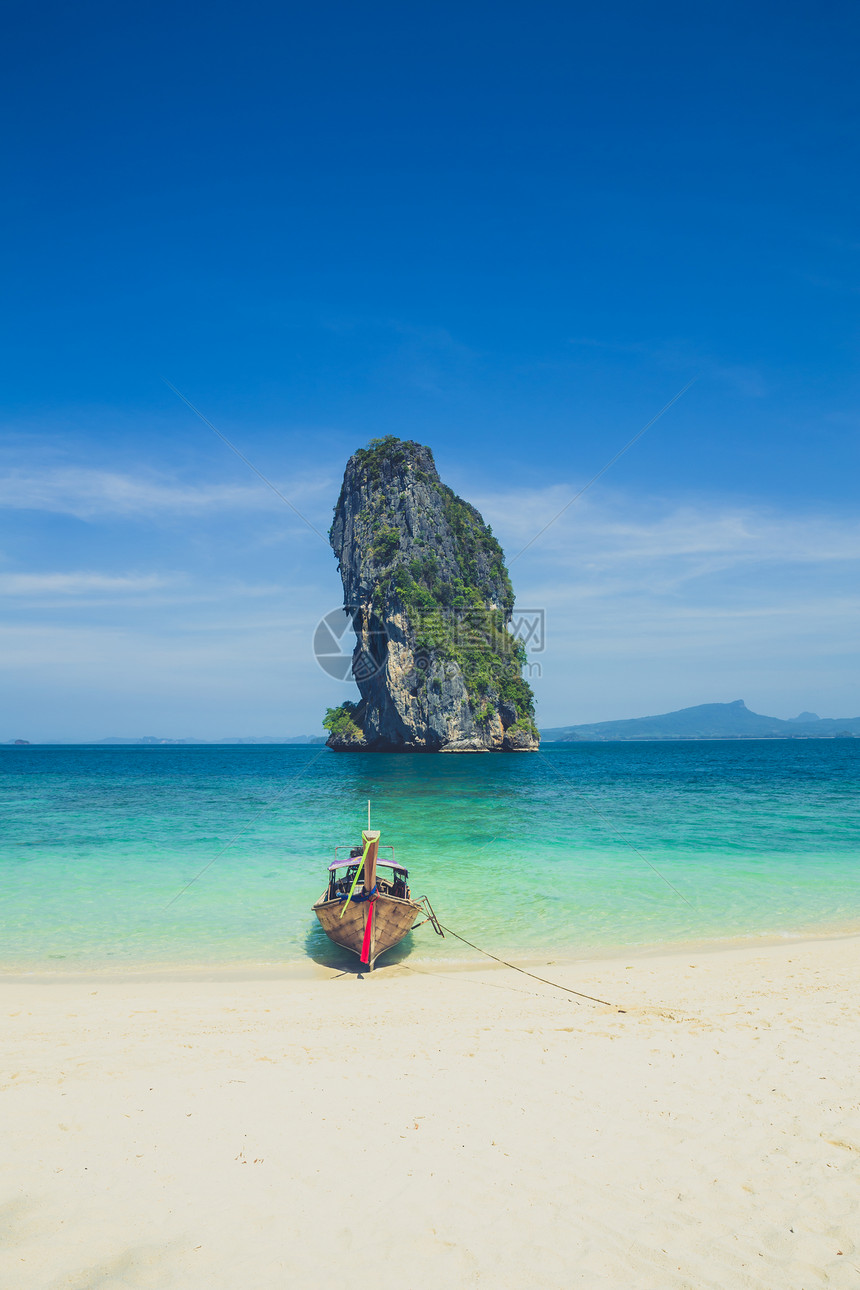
2;741;859;973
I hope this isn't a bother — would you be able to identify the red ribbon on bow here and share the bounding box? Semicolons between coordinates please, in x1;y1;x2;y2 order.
360;898;375;965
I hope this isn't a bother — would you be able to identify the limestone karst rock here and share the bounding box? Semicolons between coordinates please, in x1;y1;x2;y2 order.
323;437;539;752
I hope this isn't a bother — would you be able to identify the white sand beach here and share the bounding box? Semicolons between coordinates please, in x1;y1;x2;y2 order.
2;935;859;1289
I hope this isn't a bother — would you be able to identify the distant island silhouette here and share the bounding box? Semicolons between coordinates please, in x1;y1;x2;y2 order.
10;701;859;746
541;699;860;741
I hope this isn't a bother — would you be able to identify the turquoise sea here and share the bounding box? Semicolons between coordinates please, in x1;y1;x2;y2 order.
2;741;859;973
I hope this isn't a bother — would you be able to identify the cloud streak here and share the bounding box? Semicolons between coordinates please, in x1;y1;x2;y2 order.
2;469;858;733
0;466;333;520
0;572;174;595
476;486;860;582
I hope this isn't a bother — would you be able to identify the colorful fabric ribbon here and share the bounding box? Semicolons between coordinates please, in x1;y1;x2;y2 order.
339;837;372;919
336;885;377;903
360;897;375;965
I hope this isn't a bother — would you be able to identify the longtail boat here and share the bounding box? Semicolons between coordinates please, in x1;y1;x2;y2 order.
312;826;442;970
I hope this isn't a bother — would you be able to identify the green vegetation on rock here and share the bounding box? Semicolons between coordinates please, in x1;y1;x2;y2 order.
326;435;538;751
322;702;364;744
354;435;434;485
372;526;400;563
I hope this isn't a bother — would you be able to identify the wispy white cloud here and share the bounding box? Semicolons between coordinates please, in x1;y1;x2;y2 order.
472;483;860;721
0;571;336;616
0;617;339;741
475;485;860;589
0;465;334;520
0;571;175;595
2;469;858;734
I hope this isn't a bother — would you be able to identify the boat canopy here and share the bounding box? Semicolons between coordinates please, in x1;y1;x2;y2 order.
328;859;406;872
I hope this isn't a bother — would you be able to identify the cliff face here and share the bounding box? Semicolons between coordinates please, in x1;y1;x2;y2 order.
324;437;539;752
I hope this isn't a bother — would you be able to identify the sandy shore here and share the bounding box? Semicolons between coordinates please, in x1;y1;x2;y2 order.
2;936;859;1289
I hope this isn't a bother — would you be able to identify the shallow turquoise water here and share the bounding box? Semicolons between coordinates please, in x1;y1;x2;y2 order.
2;742;859;971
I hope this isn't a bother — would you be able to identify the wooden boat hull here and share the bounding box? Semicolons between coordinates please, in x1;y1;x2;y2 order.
313;891;421;968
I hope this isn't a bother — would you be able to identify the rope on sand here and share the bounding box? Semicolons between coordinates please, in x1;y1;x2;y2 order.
435;922;625;1012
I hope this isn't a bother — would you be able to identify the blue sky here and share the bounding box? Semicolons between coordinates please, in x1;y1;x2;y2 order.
2;0;858;739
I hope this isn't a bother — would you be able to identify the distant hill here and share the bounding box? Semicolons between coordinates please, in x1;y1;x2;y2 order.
218;736;327;745
96;736;326;746
541;700;860;741
97;737;204;745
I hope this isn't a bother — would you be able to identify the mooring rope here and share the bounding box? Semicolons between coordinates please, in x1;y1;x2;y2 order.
435;921;624;1011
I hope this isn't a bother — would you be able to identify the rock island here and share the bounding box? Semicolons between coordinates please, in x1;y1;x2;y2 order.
324;436;539;752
